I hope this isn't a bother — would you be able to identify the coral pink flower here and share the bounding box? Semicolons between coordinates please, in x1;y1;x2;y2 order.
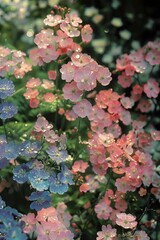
63;81;83;102
26;77;41;88
24;88;39;100
118;72;132;88
96;224;117;240
29;98;39;108
48;70;57;80
72;160;89;174
56;30;73;49
137;99;152;112
36;207;58;222
125;64;135;76
43;93;55;103
115;199;128;212
116;213;137;229
81;24;93;43
73;99;92;118
79;183;90;192
145;49;160;65
93;162;108;176
98;132;115;147
143;78;159;98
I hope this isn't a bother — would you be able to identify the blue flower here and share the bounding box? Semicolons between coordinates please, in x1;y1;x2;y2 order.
29;191;52;211
7;227;27;240
19;140;41;158
0;102;18;120
49;171;68;194
0;78;15;99
13;164;29;184
59;164;73;185
46;145;69;164
28;168;49;191
4;142;19;160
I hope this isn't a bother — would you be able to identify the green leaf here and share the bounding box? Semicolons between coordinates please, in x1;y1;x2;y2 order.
0;122;34;142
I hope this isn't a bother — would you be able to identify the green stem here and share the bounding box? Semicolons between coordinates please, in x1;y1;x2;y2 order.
12;87;24;96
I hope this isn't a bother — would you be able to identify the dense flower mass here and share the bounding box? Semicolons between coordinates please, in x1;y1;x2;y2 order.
0;3;160;240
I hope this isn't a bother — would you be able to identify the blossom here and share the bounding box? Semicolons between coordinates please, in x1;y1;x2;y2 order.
34;116;53;133
116;213;137;229
63;81;83;102
96;225;117;240
28;169;50;191
143;78;159;98
0;102;18;120
29;191;52;211
72;160;89;174
81;24;93;43
118;72;132;88
73;99;92;118
44;14;62;27
0;78;15;99
46;145;69;164
96;66;112;86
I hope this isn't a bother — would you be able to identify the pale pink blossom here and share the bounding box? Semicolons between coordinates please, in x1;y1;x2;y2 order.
116;213;137;229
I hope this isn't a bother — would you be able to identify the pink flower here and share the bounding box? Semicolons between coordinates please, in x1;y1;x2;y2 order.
151;130;160;141
96;225;117;240
137;99;152;112
43;93;55;102
116;213;137;229
34;29;55;49
120;97;134;109
81;24;93;43
63;81;83;102
36;207;58;223
118;72;132;88
60;22;80;37
21;213;37;234
48;70;57;80
44;14;62;27
74;66;97;91
60;62;76;82
73;99;92;118
145;49;160;65
23;88;39;100
71;52;92;67
65;12;82;27
143;78;159;98
42;79;54;89
72;160;89;174
26;77;41;88
95;201;112;220
34;116;53;133
96;66;112;86
44;130;59;143
29;98;39;108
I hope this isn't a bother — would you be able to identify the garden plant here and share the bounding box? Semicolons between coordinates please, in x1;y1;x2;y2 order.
0;1;160;240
